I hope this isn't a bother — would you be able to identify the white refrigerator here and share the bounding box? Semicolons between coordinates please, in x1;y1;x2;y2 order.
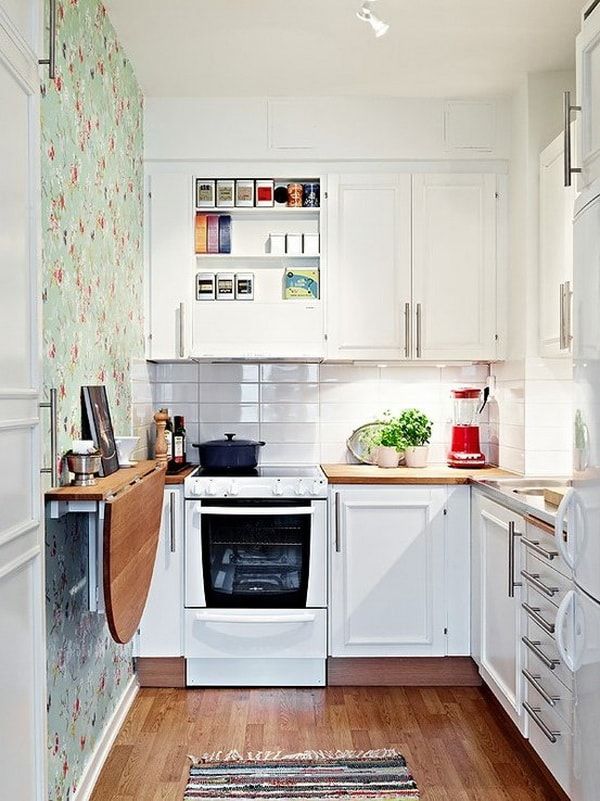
557;178;600;801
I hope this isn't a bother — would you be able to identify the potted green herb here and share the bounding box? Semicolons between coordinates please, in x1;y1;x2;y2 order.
374;411;407;468
398;408;433;468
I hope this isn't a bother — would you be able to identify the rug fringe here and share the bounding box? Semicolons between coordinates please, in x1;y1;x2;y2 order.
188;748;403;766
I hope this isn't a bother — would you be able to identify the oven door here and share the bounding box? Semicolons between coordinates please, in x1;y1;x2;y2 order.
185;500;326;609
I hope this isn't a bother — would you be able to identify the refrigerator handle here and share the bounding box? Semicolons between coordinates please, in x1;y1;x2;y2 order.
555;589;576;672
554;487;575;569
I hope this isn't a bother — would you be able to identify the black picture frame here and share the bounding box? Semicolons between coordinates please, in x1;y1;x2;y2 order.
81;386;119;477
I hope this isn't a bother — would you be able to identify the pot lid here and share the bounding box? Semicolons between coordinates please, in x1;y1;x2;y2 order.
195;433;266;448
451;387;481;399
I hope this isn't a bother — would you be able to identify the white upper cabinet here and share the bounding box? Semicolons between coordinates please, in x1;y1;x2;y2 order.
326;172;500;362
539;132;576;357
577;2;600;190
326;174;412;361
412;174;498;361
148;173;192;359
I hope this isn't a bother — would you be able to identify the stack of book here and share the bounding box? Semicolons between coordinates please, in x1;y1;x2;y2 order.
195;214;232;254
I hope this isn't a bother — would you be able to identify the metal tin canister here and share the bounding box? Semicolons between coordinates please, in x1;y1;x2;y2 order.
302;182;320;207
287;183;303;207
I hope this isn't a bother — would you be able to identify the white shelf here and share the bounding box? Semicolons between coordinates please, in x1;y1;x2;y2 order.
195;254;320;260
194;206;320;215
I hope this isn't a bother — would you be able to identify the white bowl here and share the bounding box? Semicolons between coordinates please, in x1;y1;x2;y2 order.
115;436;139;467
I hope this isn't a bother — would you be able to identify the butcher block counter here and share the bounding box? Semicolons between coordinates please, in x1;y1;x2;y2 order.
321;464;514;484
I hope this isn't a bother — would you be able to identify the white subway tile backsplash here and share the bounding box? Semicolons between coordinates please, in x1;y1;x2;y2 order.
153;362;199;383
320;443;355;463
526;380;573;405
260;423;319;443
153;382;199;404
261;443;320;464
441;364;490;383
525;426;573;453
261;364;319;383
199;403;259;423
379;365;440;383
261;403;319;423
260;383;319;404
319;365;378;383
201;383;259;403
318;382;379;404
199;423;260;442
199;364;259;383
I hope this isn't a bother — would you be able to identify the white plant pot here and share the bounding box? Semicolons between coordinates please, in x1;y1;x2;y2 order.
405;445;429;468
376;446;400;468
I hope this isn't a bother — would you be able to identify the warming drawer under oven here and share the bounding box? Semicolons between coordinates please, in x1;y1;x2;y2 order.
184;498;327;686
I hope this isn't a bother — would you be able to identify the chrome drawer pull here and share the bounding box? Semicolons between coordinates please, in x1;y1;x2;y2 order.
521;570;559;598
522;669;560;707
522;603;556;635
522;538;559;561
523;702;561;744
522;636;560;670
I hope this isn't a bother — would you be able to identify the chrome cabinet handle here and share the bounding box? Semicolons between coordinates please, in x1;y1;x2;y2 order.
169;492;176;553
39;0;57;79
559;283;566;351
564;90;582;187
523;702;561;744
508;521;522;598
521;570;559;598
40;387;58;487
335;492;341;553
179;302;185;358
522;538;559;561
522;636;560;670
404;302;411;358
416;303;422;358
564;280;572;350
522;603;555;635
522;669;560;708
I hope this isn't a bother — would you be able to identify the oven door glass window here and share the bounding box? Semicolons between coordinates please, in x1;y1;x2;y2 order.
201;500;311;608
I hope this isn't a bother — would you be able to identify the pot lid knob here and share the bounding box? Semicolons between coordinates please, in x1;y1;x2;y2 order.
225;433;235;441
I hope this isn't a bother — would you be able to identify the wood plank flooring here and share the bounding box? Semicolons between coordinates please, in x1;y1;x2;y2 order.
90;687;561;801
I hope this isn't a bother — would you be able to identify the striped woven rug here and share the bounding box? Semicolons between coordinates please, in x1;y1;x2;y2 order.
185;749;419;799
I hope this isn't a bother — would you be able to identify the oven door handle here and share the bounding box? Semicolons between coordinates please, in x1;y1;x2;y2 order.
199;506;315;516
194;611;316;624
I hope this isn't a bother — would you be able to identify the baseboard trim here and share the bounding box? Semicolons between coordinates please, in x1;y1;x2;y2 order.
480;684;570;801
72;674;139;801
327;656;482;686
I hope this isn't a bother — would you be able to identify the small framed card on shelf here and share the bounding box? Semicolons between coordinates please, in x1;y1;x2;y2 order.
216;179;235;208
196;179;216;208
235;179;255;207
255;179;274;207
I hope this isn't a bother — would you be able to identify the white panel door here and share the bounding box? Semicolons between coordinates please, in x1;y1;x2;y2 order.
329;485;446;657
412;174;497;361
326;174;412;361
137;488;184;656
577;4;600;190
477;495;525;733
148;172;193;359
0;2;46;799
539;131;576;357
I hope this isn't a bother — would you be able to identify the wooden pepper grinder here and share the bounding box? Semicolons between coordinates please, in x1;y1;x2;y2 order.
154;408;169;468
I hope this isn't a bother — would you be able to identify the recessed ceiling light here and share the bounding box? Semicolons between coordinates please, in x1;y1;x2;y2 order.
356;0;390;37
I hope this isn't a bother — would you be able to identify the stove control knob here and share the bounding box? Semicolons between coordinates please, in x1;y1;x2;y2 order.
273;482;284;496
229;480;240;496
191;480;202;496
295;481;307;496
311;480;322;496
206;481;218;496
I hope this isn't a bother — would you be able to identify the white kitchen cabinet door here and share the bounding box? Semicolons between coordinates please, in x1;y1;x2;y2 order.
412;174;498;361
329;485;447;657
476;494;525;733
148;172;193;359
577;3;600;191
326;174;412;361
0;2;46;799
539;131;576;357
137;487;184;656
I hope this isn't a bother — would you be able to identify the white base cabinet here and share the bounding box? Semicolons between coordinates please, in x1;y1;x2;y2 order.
137;487;184;657
329;485;470;658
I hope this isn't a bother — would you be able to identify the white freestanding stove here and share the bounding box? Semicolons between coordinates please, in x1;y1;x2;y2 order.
183;465;328;686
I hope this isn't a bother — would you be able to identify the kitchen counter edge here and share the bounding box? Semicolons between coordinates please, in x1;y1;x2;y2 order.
320;464;514;485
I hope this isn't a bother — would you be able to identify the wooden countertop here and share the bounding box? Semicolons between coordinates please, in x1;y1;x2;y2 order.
165;464;197;484
320;464;514;485
45;460;165;502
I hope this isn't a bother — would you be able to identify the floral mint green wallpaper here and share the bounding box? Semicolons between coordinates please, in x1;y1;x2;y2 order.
41;1;144;798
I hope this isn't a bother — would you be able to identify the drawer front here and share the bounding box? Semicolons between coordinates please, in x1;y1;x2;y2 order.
522;552;572;609
522;664;573;728
184;608;327;659
522;618;574;691
523;519;571;579
524;692;572;796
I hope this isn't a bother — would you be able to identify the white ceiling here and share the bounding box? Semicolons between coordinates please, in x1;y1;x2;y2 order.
104;0;583;98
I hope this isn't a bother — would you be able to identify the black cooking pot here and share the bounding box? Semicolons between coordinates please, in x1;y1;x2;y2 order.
194;433;266;470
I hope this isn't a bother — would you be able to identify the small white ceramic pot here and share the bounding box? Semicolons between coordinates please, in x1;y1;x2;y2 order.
377;446;400;468
115;436;139;466
405;445;429;468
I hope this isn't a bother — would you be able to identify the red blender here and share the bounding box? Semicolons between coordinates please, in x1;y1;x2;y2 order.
447;387;488;469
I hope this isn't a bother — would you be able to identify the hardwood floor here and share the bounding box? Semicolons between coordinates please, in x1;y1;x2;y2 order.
91;686;561;801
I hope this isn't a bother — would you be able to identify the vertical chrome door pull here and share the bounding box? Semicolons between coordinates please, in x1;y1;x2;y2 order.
169;492;177;553
416;303;422;358
564;280;572;350
508;520;522;598
179;302;186;358
404;302;411;358
559;283;566;350
563;91;581;187
335;492;341;553
40;387;58;487
39;0;57;79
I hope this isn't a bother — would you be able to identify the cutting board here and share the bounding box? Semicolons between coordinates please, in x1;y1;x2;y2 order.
543;486;570;507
